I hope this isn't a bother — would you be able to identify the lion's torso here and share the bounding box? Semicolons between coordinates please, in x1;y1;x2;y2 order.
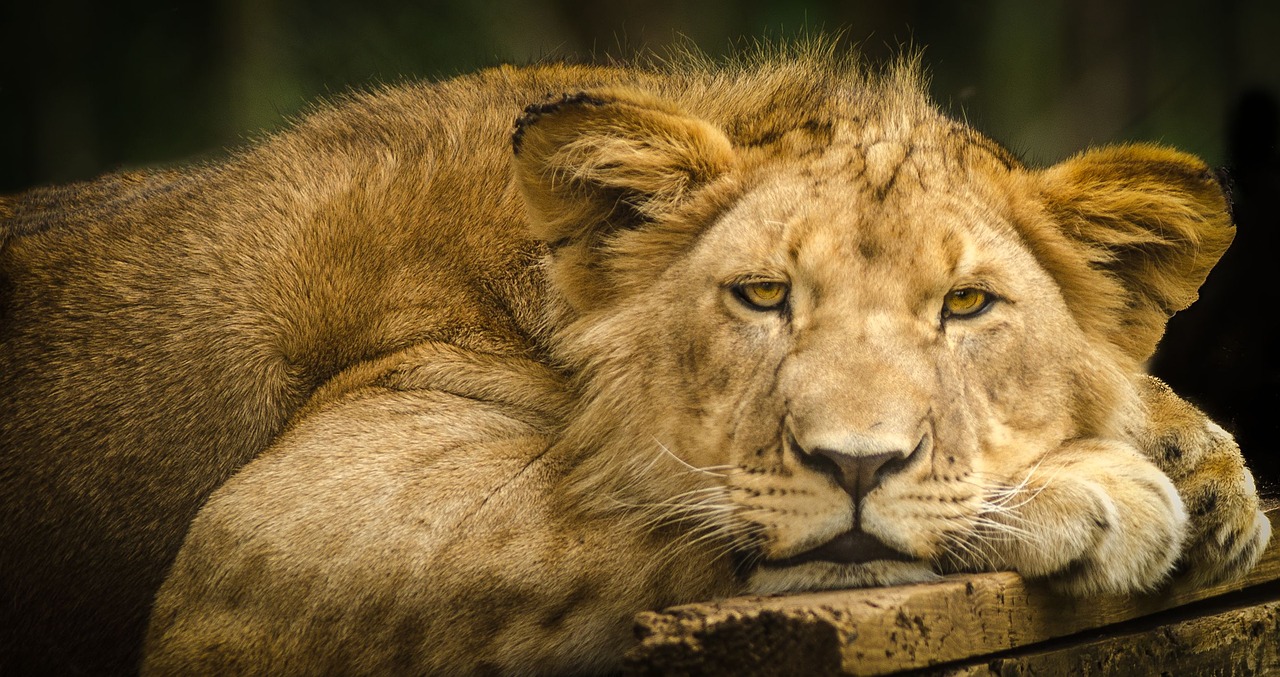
0;64;612;673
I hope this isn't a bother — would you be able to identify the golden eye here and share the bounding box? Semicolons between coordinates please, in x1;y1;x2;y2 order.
735;281;789;310
942;288;992;318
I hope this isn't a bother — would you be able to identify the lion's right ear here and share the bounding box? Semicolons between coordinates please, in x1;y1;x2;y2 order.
512;88;734;308
1036;144;1235;363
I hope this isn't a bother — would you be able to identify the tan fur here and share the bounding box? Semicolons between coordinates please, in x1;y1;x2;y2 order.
0;46;1266;675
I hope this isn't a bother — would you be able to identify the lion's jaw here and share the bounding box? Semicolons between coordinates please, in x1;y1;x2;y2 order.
553;155;1136;594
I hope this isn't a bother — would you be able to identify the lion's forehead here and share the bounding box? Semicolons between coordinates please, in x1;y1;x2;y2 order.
739;116;1018;222
759;112;1016;187
717;148;1027;295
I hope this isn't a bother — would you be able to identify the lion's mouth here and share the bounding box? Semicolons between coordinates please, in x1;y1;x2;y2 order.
763;529;916;568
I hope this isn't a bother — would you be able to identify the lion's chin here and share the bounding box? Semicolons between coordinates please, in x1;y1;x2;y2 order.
746;559;940;595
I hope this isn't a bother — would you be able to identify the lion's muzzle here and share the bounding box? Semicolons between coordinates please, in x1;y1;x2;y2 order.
772;431;932;565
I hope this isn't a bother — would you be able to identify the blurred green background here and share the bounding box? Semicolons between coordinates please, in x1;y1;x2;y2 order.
2;0;1276;189
2;0;1278;479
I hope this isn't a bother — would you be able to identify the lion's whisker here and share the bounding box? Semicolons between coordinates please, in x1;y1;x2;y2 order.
651;437;727;477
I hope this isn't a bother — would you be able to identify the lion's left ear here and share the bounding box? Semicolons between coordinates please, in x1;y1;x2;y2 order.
1038;144;1235;362
512;88;734;310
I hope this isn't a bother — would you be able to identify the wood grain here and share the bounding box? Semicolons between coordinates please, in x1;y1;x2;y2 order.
626;505;1280;676
934;601;1280;676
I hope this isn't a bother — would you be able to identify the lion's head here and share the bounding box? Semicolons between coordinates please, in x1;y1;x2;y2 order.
512;57;1233;593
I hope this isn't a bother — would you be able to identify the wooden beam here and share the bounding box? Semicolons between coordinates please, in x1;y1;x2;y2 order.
938;600;1280;675
625;505;1280;675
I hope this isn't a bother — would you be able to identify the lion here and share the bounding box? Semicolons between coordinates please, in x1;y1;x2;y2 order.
0;47;1269;675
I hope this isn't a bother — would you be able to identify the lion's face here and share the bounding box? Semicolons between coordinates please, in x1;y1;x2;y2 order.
598;152;1129;591
513;79;1232;592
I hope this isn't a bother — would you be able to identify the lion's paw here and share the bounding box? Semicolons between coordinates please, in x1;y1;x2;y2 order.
1135;376;1271;587
1169;434;1270;586
987;440;1187;596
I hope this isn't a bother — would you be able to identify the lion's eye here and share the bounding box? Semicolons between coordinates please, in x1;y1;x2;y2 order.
734;281;789;310
942;288;993;319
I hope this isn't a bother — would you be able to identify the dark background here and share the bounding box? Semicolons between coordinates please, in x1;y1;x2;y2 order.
2;0;1277;482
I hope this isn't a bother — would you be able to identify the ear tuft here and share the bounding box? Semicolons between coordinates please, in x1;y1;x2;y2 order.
1040;144;1235;362
511;92;609;155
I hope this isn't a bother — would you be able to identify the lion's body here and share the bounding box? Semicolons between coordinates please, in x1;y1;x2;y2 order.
0;51;1268;675
0;65;584;673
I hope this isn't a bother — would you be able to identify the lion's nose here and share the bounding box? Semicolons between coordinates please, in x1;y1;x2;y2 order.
807;448;908;504
792;425;929;503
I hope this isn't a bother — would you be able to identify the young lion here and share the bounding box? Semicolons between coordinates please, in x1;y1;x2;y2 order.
0;49;1268;675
